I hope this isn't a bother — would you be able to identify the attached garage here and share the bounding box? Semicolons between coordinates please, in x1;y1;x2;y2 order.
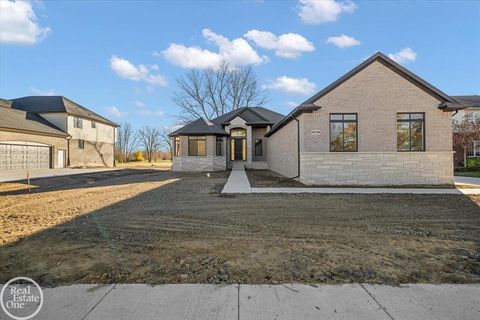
0;142;52;170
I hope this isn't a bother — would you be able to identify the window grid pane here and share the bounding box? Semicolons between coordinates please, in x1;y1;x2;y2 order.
330;114;357;152
397;113;425;151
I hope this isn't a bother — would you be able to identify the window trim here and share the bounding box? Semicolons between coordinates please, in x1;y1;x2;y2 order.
329;113;358;152
174;136;180;156
216;136;223;156
397;112;425;152
73;117;83;129
188;135;206;156
78;139;85;149
254;139;263;157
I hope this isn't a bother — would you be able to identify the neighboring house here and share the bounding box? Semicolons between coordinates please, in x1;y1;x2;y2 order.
171;52;471;186
0;96;118;170
452;96;480;167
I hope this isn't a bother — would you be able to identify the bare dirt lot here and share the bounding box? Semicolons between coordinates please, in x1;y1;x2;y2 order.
1;169;479;286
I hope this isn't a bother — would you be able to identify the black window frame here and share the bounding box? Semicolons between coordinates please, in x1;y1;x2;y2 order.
91;121;96;128
397;112;425;152
174;136;180;157
73;117;83;129
188;136;206;156
78;139;85;149
329;113;358;152
216;137;223;156
254;139;263;156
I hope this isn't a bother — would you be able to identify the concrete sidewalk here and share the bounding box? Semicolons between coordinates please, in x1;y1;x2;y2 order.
0;283;478;320
0;168;118;183
221;165;480;195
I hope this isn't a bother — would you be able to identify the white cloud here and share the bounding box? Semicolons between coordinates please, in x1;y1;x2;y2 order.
263;76;316;96
286;101;298;108
326;34;360;48
110;56;167;86
244;30;315;59
161;28;266;69
105;106;127;118
298;0;357;24
31;86;57;96
0;0;50;45
134;100;146;108
137;109;164;117
388;47;417;64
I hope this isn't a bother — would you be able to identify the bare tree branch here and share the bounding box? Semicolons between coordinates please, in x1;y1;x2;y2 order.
453;114;480;168
115;122;138;162
137;126;162;162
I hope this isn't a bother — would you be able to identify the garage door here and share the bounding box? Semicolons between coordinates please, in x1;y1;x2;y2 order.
0;143;51;170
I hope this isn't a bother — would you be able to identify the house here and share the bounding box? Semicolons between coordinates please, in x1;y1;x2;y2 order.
0;96;118;170
170;52;468;186
451;96;480;167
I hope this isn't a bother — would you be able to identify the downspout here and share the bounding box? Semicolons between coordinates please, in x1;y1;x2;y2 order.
113;126;116;167
66;115;70;167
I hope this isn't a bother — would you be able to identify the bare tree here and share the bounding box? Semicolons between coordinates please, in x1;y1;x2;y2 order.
137;126;162;162
174;61;267;122
159;126;175;158
453;115;480;167
115;122;137;162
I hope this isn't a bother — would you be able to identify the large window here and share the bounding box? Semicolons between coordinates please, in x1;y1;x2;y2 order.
467;141;480;157
330;113;357;152
397;113;425;151
174;137;180;156
254;139;263;156
216;137;223;156
188;136;206;156
73;117;83;129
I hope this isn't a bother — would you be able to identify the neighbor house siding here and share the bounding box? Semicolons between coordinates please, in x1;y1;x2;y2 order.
266;118;298;178
298;60;453;185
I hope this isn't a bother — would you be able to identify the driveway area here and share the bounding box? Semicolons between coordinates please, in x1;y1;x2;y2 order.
0;167;118;183
1;168;479;286
1;283;478;320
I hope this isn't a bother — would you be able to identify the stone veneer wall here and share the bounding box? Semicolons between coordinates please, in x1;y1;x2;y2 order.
172;155;226;171
299;152;453;186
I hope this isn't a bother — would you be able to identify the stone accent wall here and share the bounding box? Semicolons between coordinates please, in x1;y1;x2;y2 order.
245;161;268;169
172;156;226;171
300;152;454;186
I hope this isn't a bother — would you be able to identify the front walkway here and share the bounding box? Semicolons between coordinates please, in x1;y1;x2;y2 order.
0;168;118;183
1;283;478;320
221;166;480;194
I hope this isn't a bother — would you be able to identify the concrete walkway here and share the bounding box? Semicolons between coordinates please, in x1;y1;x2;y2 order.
221;165;480;194
1;283;478;320
0;168;118;183
221;162;251;193
455;176;480;187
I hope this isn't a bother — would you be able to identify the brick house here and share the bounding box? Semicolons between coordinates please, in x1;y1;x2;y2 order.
451;96;480;167
170;52;469;185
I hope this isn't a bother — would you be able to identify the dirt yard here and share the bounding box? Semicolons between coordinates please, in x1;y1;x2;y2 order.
1;169;479;286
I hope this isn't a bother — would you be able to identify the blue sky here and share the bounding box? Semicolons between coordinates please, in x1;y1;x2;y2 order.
1;0;479;130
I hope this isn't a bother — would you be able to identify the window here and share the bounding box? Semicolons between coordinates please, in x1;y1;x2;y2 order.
188;136;206;156
78;139;85;149
330;113;357;152
216;137;223;156
230;129;246;137
397;113;425;151
254;139;263;156
174;137;180;156
73;117;83;129
91;121;96;128
467;141;480;157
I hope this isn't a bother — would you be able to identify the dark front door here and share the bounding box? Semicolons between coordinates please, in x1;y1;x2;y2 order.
233;138;244;160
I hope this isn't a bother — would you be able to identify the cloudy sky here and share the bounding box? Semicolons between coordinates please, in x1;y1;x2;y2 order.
0;0;479;129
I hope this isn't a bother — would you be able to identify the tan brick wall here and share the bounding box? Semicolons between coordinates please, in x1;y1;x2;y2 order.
0;130;67;168
266;118;298;178
252;127;267;162
300;152;453;186
301;60;453;152
172;135;227;171
69;139;114;167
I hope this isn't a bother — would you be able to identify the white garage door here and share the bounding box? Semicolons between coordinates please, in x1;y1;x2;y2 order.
0;143;51;170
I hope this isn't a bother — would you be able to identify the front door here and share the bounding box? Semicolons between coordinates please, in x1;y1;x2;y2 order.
57;149;65;168
234;139;243;160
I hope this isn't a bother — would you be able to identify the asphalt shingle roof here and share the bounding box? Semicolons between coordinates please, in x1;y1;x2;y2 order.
452;96;480;108
11;96;119;127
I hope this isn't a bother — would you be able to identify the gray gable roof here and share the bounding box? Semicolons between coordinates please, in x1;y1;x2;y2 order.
0;106;69;137
11;96;119;127
452;95;480;108
171;107;285;136
169;118;229;136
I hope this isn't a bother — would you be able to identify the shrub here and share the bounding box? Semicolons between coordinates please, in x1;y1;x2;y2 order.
134;150;144;162
466;157;480;168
